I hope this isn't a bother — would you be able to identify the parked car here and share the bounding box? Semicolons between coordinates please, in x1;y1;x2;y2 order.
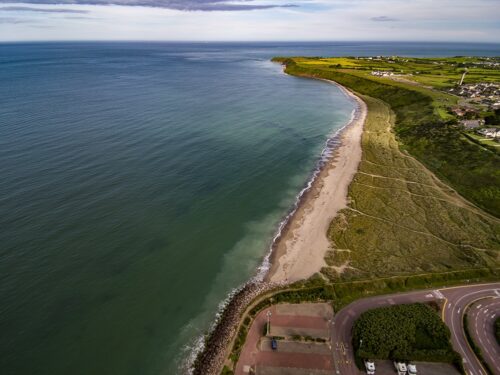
393;361;407;375
364;359;376;375
271;338;277;350
407;363;417;374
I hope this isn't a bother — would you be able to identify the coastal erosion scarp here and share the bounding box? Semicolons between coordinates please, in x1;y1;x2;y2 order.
190;82;367;375
266;83;367;283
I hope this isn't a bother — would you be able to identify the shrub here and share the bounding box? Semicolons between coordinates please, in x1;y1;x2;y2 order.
353;303;454;362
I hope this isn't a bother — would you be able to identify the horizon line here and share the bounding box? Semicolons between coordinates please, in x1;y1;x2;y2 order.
1;40;500;45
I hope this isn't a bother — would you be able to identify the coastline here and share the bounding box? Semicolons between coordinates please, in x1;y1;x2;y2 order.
190;79;367;374
265;81;367;283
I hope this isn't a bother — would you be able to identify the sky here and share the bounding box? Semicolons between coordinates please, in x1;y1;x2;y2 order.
0;0;499;42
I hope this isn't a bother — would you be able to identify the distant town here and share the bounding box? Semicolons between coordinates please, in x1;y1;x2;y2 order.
448;82;500;143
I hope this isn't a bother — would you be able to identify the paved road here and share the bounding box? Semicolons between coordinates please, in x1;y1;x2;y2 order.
330;283;500;375
465;297;500;374
442;285;500;375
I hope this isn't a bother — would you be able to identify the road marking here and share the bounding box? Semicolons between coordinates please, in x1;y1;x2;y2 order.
440;282;500;292
340;342;346;355
457;308;461;314
433;290;445;299
425;293;433;298
441;296;449;321
453;293;495;375
476;304;482;309
329;284;500;375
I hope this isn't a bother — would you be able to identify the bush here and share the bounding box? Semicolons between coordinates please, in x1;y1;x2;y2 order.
353;303;454;362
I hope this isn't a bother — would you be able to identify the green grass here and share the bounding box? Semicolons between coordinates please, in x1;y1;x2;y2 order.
323;95;500;280
464;132;500;150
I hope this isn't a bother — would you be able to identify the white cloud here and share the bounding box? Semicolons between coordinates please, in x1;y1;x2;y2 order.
0;0;499;41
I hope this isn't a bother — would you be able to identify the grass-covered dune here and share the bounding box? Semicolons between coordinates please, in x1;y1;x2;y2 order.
273;57;500;217
273;57;500;280
326;95;499;278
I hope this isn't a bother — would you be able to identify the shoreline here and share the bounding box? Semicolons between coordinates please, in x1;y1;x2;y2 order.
265;80;366;283
189;78;367;374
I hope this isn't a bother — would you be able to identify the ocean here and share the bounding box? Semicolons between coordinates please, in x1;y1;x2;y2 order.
1;42;499;375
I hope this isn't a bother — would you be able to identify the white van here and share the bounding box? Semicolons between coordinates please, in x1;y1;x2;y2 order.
393;361;407;375
407;363;417;374
364;359;376;375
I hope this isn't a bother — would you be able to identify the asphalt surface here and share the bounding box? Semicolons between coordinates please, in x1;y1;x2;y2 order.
329;282;500;375
465;297;500;374
235;304;334;375
442;284;500;375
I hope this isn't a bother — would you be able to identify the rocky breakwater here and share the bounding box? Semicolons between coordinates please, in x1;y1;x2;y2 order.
191;280;280;375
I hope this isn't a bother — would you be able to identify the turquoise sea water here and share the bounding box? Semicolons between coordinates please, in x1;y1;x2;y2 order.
1;42;499;375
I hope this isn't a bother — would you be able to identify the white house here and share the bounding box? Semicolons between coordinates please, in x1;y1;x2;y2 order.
478;128;500;138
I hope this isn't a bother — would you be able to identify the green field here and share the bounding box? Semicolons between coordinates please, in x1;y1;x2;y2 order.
464;132;500;150
272;57;500;280
296;56;500;88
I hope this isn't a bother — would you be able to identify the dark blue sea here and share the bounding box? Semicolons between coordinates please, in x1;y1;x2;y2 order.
1;42;499;375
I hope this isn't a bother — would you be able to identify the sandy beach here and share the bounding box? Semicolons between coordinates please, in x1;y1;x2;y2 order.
266;84;367;283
